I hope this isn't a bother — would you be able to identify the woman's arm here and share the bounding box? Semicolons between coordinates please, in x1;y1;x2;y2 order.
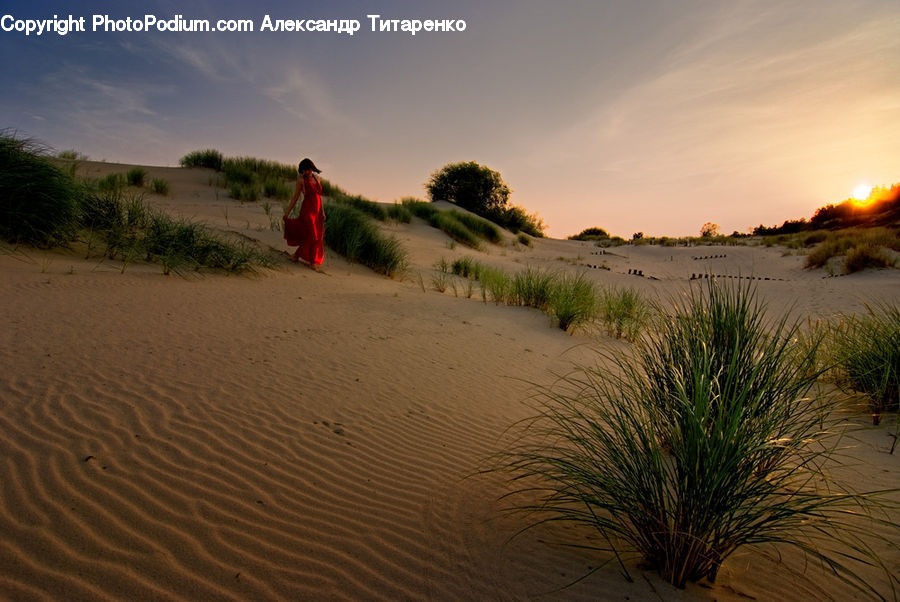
284;177;303;217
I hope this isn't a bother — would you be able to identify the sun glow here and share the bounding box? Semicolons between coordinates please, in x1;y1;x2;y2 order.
851;182;874;205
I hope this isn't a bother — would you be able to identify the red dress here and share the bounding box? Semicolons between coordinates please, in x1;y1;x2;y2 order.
286;175;324;266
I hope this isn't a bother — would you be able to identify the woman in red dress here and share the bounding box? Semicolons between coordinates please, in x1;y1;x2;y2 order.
283;157;325;269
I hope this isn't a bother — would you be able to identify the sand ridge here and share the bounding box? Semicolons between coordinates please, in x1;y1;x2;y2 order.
1;161;898;600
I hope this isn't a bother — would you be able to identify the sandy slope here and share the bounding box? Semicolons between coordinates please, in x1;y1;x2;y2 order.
1;161;898;600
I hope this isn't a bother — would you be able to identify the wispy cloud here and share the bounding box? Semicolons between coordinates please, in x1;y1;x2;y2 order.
542;6;900;178
262;68;351;127
135;35;359;132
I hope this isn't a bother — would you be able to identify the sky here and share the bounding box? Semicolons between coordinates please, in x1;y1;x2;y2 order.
2;1;898;238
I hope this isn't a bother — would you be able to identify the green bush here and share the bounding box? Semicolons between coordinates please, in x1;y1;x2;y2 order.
451;256;484;280
230;183;259;201
548;271;597;331
386;203;412;223
323;202;407;276
76;187;272;274
510;267;556;311
179;149;223;170
404;200;504;247
478;266;512;304
428;212;480;248
263;178;292;200
0;133;80;246
426;161;510;216
488;203;545;237
598;287;651;341
98;172;126;194
126;167;147;187
223;162;255;186
570;227;610;241
805;228;900;272
498;280;897;594
831;303;900;424
150;178;169;196
402;197;438;220
222;156;296;181
56;149;87;161
334;193;387;221
845;244;895;273
448;210;502;244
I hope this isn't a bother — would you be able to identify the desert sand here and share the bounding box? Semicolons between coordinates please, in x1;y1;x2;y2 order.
1;161;898;601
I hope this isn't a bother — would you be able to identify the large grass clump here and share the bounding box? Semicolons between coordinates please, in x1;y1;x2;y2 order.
402;198;502;248
179;148;223;170
1;132;80;246
498;280;898;595
597;286;652;341
180;150;296;201
322;202;408;277
332;193;388;221
447;258;604;333
831;303;900;426
804;228;899;273
78;187;275;275
447;209;502;244
547;271;597;332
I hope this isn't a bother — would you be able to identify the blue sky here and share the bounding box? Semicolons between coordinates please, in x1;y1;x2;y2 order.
2;1;898;237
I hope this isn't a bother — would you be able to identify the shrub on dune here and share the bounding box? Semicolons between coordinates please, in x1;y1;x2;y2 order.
77;186;272;275
429;211;480;248
401;197;438;220
548;271;597;332
323;202;407;277
844;243;895;273
510;267;556;312
805;228;900;273
126;167;147;187
831;303;900;426
150;178;170;196
333;193;388;221
451;256;484;280
0;132;80;246
386;203;412;223
448;209;502;244
498;280;898;595
477;266;511;304
179;149;224;171
597;286;651;341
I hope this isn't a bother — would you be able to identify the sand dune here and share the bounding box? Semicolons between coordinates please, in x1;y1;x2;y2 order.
1;161;898;600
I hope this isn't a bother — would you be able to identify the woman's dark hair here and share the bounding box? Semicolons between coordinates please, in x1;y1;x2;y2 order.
298;157;321;174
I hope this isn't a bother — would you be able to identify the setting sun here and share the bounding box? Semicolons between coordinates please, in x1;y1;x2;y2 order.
852;182;874;204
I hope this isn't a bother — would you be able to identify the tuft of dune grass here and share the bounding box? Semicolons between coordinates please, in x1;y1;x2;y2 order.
495;279;900;595
804;228;900;273
322;202;408;277
402;199;501;248
830;303;900;426
0;131;80;246
77;186;274;275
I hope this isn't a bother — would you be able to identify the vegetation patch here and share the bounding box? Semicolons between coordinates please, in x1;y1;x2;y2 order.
179;148;223;171
804;228;899;273
2;134;273;274
495;280;898;595
426;161;544;236
322;201;408;277
77;186;274;275
126;167;147;187
1;132;80;246
180;150;295;201
830;303;900;427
